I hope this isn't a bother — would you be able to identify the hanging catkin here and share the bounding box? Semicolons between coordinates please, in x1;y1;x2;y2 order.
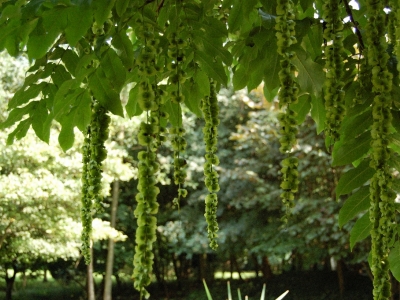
132;20;162;299
275;0;300;222
201;80;220;250
323;0;345;144
81;101;110;264
366;0;395;298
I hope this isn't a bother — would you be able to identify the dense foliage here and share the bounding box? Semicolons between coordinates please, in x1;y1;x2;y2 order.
0;0;399;299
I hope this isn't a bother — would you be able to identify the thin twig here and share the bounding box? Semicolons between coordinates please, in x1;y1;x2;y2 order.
342;0;365;51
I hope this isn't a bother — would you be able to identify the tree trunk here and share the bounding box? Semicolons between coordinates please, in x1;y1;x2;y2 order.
103;180;119;300
230;254;242;281
336;259;345;299
87;246;96;300
5;264;17;300
43;268;48;283
251;254;260;279
22;269;27;288
261;256;273;280
199;253;207;281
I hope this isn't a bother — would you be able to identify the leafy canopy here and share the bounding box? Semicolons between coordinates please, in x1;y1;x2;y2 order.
0;0;400;299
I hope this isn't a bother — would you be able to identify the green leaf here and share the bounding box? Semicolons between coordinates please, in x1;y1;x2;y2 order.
295;18;312;44
88;68;124;117
26;6;68;59
164;99;182;128
53;79;79;120
58;115;75;152
101;48;126;92
195;51;227;86
194;35;233;66
203;17;228;39
228;0;243;32
61;49;79;76
31;100;50;143
181;80;203;117
339;185;370;228
300;0;314;13
336;159;374;199
290;94;311;125
116;0;130;17
73;90;92;132
392;111;400;134
389;241;400;282
332;131;371;166
292;46;325;98
301;23;323;60
310;95;326;134
350;212;371;250
262;31;280;93
51;65;72;87
111;30;134;70
8;82;46;109
42;6;68;33
390;155;400;174
75;53;97;81
27;22;60;59
389;133;400;155
240;46;259;70
126;84;143;118
93;0;115;25
19;17;39;48
232;67;249;91
7;118;32;145
263;85;279;102
243;0;258;18
247;56;266;91
64;5;93;46
340;108;372;140
0;102;36;129
194;69;210;97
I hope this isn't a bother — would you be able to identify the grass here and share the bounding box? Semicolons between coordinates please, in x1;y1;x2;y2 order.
0;272;83;300
0;269;373;300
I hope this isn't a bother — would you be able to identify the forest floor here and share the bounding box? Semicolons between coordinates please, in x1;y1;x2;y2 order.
0;270;375;300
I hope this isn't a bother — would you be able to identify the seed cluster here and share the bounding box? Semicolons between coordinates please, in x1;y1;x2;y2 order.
323;0;345;143
275;0;299;219
366;0;395;298
200;81;220;250
167;27;188;208
81;101;110;264
132;21;163;299
388;0;400;73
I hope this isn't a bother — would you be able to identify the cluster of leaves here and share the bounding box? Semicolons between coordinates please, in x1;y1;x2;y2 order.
1;0;400;299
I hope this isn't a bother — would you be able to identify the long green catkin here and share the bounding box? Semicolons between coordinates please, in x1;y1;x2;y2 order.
81;101;110;264
275;0;300;223
365;0;395;298
201;80;220;250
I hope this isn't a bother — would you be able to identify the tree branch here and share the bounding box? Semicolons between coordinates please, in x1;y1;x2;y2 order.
0;219;15;249
342;0;365;51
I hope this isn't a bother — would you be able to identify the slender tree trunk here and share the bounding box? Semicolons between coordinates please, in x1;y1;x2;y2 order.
22;269;27;288
336;259;344;299
199;254;207;281
261;256;273;280
251;254;260;279
230;254;242;281
87;246;96;300
43;268;48;283
103;180;119;300
5;265;17;300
